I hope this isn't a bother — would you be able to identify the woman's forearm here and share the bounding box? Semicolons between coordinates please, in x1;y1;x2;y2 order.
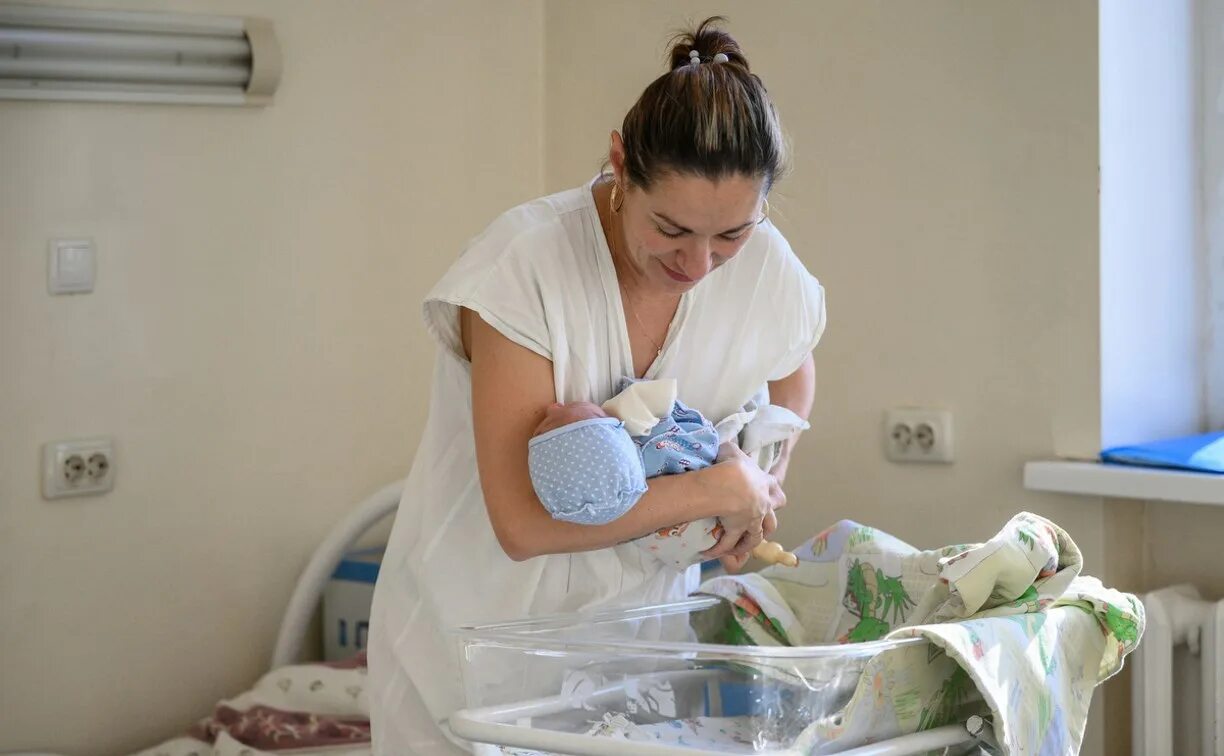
769;353;816;419
766;353;816;484
491;465;727;561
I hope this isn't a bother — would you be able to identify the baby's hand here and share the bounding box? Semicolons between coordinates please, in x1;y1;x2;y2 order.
534;401;609;436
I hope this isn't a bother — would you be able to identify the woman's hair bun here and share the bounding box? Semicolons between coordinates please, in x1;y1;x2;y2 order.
620;15;787;191
668;16;749;71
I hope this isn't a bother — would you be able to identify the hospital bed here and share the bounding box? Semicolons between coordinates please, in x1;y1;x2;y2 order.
5;480;994;756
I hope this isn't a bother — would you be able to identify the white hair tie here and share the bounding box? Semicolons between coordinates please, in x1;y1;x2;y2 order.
713;53;729;64
689;49;700;65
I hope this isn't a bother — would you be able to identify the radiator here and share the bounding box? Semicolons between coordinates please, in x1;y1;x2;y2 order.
1133;584;1224;755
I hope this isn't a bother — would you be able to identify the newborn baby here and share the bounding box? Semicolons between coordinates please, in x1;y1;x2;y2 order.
528;379;799;570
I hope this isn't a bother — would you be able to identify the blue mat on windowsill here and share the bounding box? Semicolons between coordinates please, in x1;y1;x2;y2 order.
1100;431;1224;474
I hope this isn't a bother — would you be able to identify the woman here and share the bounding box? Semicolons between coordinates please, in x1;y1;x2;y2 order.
368;18;825;754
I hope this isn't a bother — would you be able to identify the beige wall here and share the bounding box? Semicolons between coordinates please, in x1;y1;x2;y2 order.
0;1;543;752
545;0;1107;749
1134;503;1224;597
1093;496;1224;602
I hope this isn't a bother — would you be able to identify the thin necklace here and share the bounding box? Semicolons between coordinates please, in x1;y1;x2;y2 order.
606;185;663;358
621;283;664;357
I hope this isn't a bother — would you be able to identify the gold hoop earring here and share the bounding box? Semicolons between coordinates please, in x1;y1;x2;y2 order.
610;182;624;214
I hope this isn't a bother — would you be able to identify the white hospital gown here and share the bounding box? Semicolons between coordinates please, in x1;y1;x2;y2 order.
367;177;826;754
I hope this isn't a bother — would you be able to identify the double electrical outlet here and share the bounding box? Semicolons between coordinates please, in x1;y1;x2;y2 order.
884;408;954;463
43;437;114;499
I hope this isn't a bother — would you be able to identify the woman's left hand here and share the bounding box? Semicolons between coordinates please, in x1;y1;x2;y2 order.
719;552;751;573
719;509;778;574
768;449;792;486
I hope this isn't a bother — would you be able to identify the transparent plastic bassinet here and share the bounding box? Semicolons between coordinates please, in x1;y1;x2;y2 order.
451;596;992;755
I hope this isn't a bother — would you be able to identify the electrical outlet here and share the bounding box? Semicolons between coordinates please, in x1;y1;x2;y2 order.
43;437;114;499
884;409;954;463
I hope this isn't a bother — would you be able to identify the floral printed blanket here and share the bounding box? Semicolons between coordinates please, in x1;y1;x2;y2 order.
696;512;1143;755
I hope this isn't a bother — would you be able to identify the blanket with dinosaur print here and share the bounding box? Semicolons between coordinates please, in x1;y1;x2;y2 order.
696;512;1143;755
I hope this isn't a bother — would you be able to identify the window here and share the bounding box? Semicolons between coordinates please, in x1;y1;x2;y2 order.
1204;0;1224;427
1099;0;1208;447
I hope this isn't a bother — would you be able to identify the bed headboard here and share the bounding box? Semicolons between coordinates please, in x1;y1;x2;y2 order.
271;480;404;668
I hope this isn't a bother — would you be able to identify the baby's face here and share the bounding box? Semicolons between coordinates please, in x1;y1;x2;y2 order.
534;401;609;436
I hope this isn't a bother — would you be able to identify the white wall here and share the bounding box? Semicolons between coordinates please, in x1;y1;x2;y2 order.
545;0;1105;751
0;1;544;753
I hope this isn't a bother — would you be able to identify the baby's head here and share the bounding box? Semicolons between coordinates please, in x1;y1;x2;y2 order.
528;400;646;526
534;401;608;436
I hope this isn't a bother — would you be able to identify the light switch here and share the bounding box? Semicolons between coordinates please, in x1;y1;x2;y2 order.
48;238;96;294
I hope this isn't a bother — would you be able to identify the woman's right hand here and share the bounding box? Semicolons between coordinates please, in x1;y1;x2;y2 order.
701;442;786;560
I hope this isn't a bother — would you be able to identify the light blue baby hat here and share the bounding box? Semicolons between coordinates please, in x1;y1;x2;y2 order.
528;417;647;525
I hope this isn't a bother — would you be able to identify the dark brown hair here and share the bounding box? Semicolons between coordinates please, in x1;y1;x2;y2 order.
619;17;788;193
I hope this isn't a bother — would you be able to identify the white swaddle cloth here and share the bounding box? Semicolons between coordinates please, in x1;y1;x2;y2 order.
714;385;810;475
601;378;678;435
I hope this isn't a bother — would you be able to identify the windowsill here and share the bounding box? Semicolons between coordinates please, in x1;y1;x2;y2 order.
1024;461;1224;507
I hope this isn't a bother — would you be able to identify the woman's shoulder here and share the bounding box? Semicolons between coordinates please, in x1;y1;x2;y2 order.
720;219;818;292
438;180;605;301
466;184;592;262
696;221;825;381
708;218;825;330
422;183;598;361
430;188;583;295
